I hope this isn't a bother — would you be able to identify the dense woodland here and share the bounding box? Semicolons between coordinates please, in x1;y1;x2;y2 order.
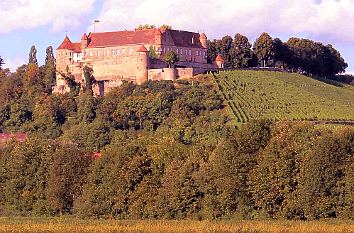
0;34;353;220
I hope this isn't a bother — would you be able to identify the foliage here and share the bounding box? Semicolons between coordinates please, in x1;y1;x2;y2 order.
135;24;155;30
43;46;56;93
148;46;158;59
207;32;347;78
253;32;275;67
28;46;38;65
164;51;179;68
159;24;172;30
0;56;4;70
231;33;254;68
0;59;354;222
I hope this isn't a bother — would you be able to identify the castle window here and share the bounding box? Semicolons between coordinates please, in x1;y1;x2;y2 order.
129;49;133;55
89;51;93;57
176;48;179;54
192;37;194;44
204;51;206;57
97;51;100;56
117;49;120;55
195;51;198;56
112;50;115;55
180;49;183;55
189;50;191;56
122;48;125;55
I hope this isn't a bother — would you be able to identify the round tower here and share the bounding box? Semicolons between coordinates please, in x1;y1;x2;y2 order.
215;54;224;69
136;45;149;85
200;32;207;48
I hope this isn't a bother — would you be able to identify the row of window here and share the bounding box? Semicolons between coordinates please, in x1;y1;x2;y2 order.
58;47;207;59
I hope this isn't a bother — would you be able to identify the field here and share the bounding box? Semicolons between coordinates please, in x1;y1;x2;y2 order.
212;70;354;124
0;217;354;233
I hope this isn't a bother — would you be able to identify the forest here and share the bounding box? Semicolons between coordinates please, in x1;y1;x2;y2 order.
0;33;353;221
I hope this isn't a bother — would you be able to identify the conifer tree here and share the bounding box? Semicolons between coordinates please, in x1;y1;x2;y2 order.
28;45;38;65
0;56;4;70
44;46;56;93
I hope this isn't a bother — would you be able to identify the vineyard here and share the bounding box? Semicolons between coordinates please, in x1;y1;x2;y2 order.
213;70;354;124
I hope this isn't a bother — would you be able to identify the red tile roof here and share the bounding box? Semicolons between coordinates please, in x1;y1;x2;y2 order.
57;36;82;53
215;54;224;62
87;29;156;48
85;29;205;49
0;133;27;143
155;28;162;35
81;33;88;40
137;45;149;52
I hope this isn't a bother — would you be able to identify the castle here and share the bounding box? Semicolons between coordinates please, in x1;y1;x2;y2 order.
53;28;224;96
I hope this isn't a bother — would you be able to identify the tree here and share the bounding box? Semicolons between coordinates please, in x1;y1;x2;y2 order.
219;36;234;69
0;56;4;70
148;46;158;59
231;33;254;68
46;145;92;215
253;32;275;67
207;40;218;64
28;45;38;65
159;24;172;30
135;24;155;30
272;38;293;69
83;65;97;95
44;46;56;93
164;51;179;68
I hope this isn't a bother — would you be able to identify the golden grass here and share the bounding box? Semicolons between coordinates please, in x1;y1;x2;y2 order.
0;217;353;233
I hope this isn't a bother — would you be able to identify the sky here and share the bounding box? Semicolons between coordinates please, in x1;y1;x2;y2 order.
1;0;354;73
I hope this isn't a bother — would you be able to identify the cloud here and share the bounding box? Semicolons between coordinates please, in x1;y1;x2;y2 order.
0;0;97;34
2;56;26;72
95;0;354;43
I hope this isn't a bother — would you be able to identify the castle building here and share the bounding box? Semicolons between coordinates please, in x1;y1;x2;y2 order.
53;28;223;96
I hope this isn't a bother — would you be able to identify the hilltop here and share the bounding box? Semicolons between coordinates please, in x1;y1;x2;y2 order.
212;70;354;124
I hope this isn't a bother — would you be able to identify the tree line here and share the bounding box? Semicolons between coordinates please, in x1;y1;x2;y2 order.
207;32;348;78
0;53;353;220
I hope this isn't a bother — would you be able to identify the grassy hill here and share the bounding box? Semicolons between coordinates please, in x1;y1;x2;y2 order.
212;70;354;124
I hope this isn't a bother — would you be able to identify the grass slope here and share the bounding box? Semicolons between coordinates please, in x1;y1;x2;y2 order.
213;70;354;124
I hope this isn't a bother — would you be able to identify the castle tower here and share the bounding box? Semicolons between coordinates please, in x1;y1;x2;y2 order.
154;29;162;56
215;54;224;69
81;33;88;52
136;45;149;85
200;33;207;48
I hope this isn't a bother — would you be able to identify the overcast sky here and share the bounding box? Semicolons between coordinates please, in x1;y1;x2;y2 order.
1;0;354;73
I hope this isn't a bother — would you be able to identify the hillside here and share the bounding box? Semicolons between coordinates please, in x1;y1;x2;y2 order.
212;70;354;123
